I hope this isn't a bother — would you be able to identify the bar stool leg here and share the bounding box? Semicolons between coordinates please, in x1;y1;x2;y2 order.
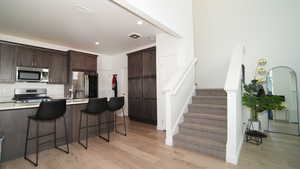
78;111;82;143
54;119;57;147
35;121;40;166
115;108;127;136
63;116;70;153
24;118;30;160
55;116;70;153
78;111;88;149
24;119;39;166
107;116;110;142
98;114;101;137
114;111;117;133
98;114;110;142
122;108;127;136
85;114;89;148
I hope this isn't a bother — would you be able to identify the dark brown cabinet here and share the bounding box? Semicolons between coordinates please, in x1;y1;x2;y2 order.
16;46;35;67
17;46;54;68
34;49;53;68
0;42;17;82
49;52;68;84
0;40;97;85
69;50;97;72
14;43;69;84
127;47;157;125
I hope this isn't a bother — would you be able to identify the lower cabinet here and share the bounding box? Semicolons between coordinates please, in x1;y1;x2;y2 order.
0;104;114;162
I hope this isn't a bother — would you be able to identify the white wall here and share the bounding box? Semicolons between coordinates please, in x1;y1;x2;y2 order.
113;0;195;130
97;53;128;114
193;0;300;89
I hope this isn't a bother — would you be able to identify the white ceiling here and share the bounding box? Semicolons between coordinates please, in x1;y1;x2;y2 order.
0;0;159;55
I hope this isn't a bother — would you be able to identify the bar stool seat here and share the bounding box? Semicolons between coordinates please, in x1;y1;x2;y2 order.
78;98;109;149
24;99;69;167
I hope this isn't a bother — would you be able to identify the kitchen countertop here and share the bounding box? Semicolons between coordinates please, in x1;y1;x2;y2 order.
0;98;89;111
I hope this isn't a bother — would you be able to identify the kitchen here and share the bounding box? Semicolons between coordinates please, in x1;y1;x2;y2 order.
0;0;159;167
0;41;106;162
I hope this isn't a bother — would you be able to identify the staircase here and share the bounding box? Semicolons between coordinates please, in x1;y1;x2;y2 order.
173;89;227;160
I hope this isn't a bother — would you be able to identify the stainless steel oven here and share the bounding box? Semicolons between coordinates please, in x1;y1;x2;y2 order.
16;67;49;83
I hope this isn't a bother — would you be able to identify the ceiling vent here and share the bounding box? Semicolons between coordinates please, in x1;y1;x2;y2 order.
128;33;142;40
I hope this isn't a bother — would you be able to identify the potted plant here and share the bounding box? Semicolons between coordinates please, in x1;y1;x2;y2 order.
243;80;285;121
242;80;285;144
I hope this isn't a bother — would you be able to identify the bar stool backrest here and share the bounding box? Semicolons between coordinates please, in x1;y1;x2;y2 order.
36;99;66;121
86;98;108;114
108;97;124;111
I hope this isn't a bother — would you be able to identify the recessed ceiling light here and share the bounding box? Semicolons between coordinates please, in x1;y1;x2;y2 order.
95;42;100;45
137;20;143;25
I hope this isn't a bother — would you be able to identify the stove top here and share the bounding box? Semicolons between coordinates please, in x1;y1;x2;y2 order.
13;88;51;103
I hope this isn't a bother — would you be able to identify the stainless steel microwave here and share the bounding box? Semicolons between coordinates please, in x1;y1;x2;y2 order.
16;67;49;83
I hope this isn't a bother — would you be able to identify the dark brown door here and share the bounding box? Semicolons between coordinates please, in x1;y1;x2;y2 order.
0;42;17;82
127;47;157;125
142;48;157;124
128;51;143;121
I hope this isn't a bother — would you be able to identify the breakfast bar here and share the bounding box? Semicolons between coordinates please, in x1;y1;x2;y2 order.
0;99;113;162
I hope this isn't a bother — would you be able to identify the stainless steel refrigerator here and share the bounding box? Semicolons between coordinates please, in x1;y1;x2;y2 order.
72;71;98;98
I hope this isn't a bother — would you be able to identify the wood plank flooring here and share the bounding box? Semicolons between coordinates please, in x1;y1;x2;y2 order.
1;119;300;169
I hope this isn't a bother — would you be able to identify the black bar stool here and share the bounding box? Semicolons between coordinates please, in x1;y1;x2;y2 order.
24;99;69;167
108;97;127;136
78;98;109;149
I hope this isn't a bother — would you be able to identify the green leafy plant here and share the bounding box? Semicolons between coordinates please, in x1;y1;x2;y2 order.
242;80;285;121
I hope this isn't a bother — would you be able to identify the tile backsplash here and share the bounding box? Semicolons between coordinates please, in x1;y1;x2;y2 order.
0;82;64;100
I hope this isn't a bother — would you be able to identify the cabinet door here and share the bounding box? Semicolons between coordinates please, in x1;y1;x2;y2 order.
49;53;68;84
34;49;51;68
86;55;97;72
69;51;97;71
128;78;142;120
142;48;156;76
16;46;35;67
0;43;17;82
128;52;142;78
70;51;85;70
142;48;157;124
142;77;157;124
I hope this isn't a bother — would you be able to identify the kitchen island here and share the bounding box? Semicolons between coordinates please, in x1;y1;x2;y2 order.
0;99;113;162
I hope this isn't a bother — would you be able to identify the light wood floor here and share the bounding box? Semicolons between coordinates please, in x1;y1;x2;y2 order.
2;120;300;169
269;120;299;135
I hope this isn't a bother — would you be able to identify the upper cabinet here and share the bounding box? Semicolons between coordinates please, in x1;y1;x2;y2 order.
16;46;35;67
16;46;52;68
69;50;97;72
0;42;17;83
0;41;97;85
49;52;68;84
